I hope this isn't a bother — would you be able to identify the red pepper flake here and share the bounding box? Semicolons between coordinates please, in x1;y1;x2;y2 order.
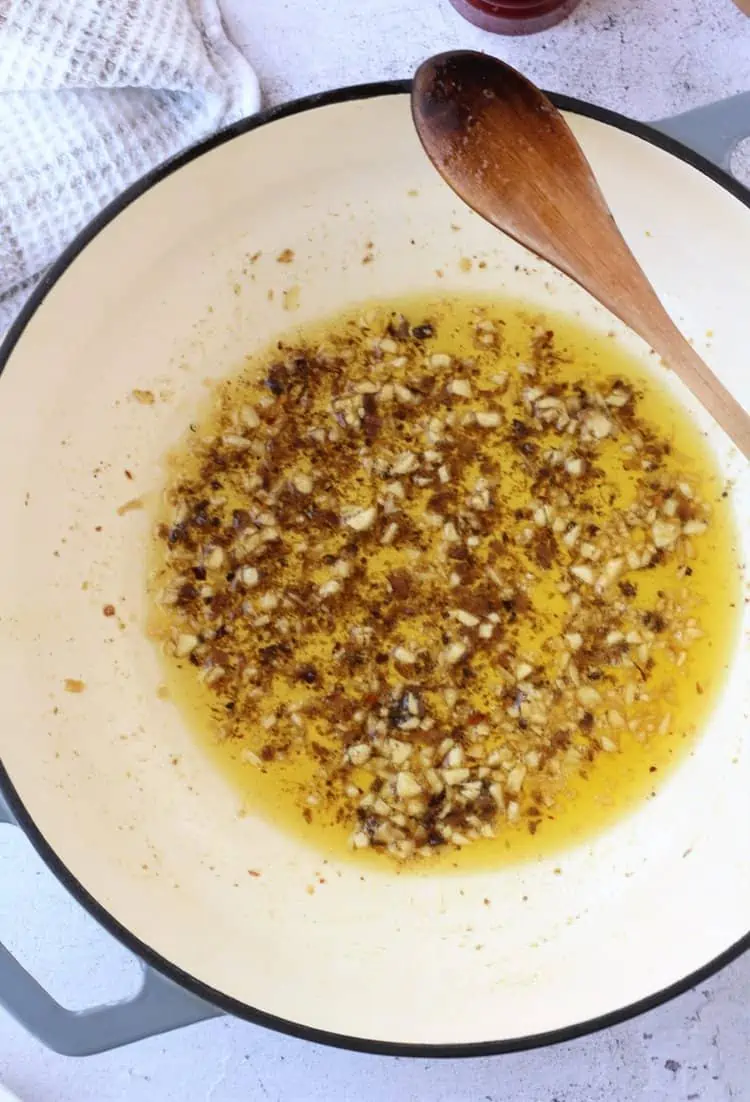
64;678;85;693
117;497;144;516
103;604;116;617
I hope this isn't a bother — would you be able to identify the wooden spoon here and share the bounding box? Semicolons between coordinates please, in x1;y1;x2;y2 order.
411;50;750;458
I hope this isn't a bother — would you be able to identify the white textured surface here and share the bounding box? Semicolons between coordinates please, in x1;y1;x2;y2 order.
1;0;749;1098
228;0;749;118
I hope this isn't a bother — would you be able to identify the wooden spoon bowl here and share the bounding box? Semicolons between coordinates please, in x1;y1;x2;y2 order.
412;51;750;457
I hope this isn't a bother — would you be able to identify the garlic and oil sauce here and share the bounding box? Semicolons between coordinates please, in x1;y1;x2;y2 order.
149;296;740;869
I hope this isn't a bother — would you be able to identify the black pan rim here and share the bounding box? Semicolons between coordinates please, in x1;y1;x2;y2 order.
1;78;748;1060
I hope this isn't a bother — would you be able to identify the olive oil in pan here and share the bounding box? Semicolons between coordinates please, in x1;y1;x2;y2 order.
150;295;741;873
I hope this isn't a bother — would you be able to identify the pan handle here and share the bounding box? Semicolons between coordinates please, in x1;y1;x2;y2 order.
0;789;221;1055
654;92;750;176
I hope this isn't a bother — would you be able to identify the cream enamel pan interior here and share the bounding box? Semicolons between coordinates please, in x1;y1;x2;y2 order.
0;85;749;1054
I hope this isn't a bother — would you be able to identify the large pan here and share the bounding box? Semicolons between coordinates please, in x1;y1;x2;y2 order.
0;83;748;1057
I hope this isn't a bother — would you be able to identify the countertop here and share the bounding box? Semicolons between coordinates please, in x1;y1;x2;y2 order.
1;1;749;1099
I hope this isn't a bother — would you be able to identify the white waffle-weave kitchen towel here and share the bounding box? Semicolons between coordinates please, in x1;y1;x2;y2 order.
0;0;260;336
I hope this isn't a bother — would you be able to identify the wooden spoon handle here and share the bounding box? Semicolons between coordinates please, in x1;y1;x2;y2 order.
499;98;750;459
521;129;750;458
535;200;750;457
618;270;750;458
